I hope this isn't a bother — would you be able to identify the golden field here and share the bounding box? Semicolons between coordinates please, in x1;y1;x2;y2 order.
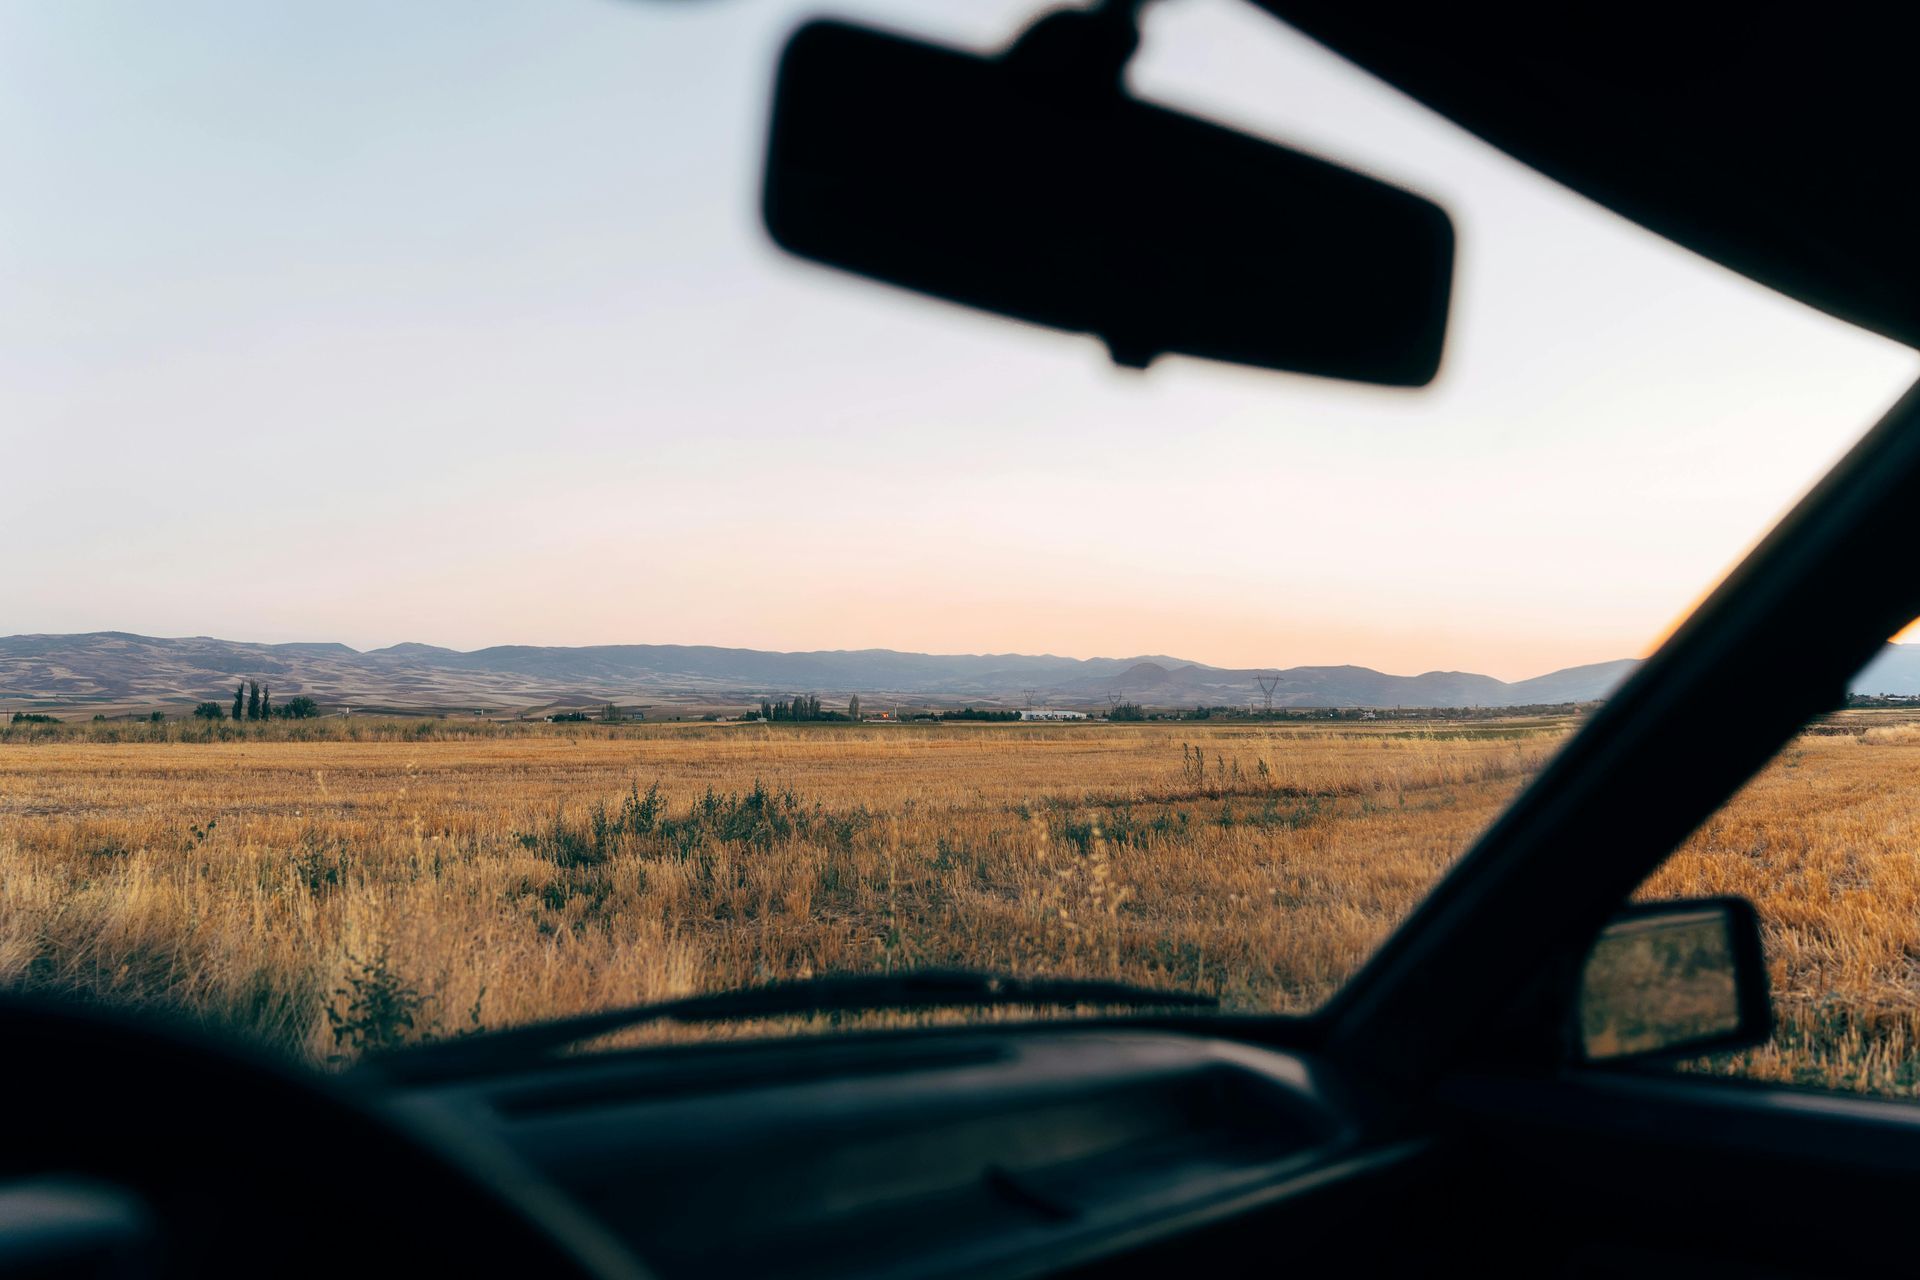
2;715;1919;1095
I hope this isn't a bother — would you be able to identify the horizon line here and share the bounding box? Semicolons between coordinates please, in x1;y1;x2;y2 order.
0;627;1652;687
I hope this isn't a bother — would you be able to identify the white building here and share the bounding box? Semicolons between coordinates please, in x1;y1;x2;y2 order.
1020;708;1088;721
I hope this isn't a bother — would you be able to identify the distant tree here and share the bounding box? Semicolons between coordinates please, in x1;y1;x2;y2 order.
601;702;620;722
233;683;245;721
260;685;272;719
280;696;320;719
247;681;260;721
192;702;225;721
848;694;861;721
759;700;773;721
148;711;165;724
767;694;828;722
1108;702;1146;722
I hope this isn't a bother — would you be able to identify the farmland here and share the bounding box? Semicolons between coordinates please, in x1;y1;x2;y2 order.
3;715;1919;1095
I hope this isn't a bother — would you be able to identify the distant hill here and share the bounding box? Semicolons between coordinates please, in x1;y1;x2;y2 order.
1851;644;1920;696
0;631;1645;712
1042;657;1641;710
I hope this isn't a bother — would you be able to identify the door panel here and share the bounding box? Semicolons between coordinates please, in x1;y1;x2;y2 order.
1433;1069;1920;1275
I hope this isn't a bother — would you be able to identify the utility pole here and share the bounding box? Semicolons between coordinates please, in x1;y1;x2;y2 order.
1254;673;1282;721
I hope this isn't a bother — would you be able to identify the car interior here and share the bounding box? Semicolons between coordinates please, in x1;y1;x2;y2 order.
8;2;1920;1277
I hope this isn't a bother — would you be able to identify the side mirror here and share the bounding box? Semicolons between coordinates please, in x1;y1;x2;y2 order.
1576;897;1771;1063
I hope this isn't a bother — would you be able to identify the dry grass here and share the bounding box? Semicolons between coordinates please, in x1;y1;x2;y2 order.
1647;718;1920;1095
0;721;1553;1059
4;713;1920;1096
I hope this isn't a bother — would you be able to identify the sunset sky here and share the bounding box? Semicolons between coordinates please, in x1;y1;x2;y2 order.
5;0;1916;681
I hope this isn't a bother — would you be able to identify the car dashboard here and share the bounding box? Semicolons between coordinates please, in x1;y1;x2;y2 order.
384;1028;1397;1279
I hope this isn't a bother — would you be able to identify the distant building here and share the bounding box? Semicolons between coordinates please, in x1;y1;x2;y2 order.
1020;708;1088;721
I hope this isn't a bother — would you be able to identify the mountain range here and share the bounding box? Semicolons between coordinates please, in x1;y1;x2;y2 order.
1851;645;1920;696
0;632;1645;713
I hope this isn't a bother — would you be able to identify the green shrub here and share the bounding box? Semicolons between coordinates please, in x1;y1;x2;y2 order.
326;943;428;1059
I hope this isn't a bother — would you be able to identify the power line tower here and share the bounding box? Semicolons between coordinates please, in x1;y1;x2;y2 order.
1254;673;1282;721
1023;688;1038;708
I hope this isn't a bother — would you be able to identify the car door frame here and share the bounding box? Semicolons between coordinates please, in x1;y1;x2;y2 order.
1318;378;1920;1094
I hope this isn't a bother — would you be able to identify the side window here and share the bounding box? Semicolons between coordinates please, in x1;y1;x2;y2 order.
1634;699;1920;1098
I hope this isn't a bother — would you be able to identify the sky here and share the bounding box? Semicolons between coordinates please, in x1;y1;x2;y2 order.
3;0;1916;681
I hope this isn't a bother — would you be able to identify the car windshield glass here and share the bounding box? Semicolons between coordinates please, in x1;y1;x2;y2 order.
2;0;1915;1064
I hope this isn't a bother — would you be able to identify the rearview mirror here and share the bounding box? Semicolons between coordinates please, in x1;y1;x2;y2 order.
762;11;1454;385
1576;898;1771;1063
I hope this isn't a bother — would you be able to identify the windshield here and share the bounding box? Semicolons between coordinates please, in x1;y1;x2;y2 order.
2;0;1914;1063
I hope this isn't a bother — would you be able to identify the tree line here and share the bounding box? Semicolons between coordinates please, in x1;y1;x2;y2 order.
755;694;859;722
191;681;319;721
904;706;1021;722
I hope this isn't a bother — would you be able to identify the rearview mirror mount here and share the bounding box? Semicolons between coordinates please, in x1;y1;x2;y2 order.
1576;897;1772;1064
762;4;1454;385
